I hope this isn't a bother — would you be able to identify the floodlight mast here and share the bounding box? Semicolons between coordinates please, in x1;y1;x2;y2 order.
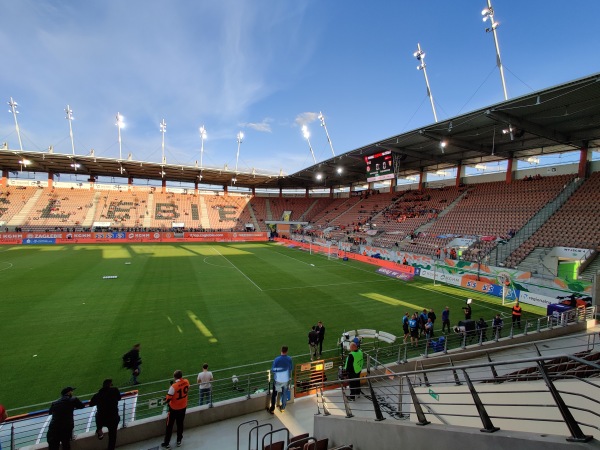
116;112;124;160
8;97;23;151
482;0;508;100
235;131;244;173
199;125;207;169
413;43;438;123
302;125;317;164
65;105;75;155
160;119;167;164
318;112;335;157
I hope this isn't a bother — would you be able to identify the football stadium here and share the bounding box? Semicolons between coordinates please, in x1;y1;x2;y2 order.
1;3;600;450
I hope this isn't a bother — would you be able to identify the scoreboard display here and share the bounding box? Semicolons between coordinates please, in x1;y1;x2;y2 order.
365;150;394;182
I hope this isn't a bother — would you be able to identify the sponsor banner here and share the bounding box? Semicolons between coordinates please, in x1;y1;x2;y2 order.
420;269;462;287
460;279;518;300
519;291;561;308
0;232;269;245
22;238;56;245
377;267;414;281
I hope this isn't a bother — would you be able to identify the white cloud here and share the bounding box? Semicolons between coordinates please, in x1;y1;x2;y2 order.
294;112;319;127
241;119;273;133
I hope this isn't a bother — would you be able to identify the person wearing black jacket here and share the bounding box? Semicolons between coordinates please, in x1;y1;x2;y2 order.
90;379;122;450
123;343;142;385
46;387;85;450
308;326;319;361
316;321;326;357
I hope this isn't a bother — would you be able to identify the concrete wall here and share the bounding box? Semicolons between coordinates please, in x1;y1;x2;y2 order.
314;415;600;450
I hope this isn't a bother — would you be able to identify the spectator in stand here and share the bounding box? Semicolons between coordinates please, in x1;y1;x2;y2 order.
197;363;214;406
441;306;451;334
89;379;121;450
47;387;85;450
316;321;326;358
269;346;293;414
512;301;522;329
161;370;190;449
492;314;504;338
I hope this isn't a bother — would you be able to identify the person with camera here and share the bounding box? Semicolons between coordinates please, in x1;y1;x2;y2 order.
345;341;364;401
492;314;504;338
122;343;142;385
462;301;472;320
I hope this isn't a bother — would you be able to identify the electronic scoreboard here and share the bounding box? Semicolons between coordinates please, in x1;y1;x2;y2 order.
365;150;394;182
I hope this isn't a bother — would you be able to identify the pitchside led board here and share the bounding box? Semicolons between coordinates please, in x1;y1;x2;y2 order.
365;150;394;183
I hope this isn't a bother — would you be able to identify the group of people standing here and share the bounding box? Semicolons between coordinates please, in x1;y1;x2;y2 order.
402;307;445;347
307;321;326;361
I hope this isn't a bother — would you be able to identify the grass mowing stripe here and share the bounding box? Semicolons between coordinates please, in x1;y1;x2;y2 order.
210;246;263;291
361;293;424;310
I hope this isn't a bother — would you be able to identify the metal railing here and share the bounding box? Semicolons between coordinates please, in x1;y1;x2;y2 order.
317;344;600;442
1;307;595;449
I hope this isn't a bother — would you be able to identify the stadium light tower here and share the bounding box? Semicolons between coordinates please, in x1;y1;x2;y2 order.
235;131;244;173
482;0;508;100
302;125;317;164
65;105;75;155
115;112;125;160
160;119;167;164
199;125;207;169
413;43;438;123
318;112;335;157
8;97;23;151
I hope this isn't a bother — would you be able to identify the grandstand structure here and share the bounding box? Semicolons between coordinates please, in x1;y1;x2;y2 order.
1;74;600;450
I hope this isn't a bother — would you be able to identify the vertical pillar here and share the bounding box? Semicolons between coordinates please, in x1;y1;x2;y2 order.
418;169;424;191
1;169;8;187
455;162;463;188
578;145;589;179
194;181;199;195
251;187;255;196
506;153;514;184
223;185;228;196
161;178;166;193
279;188;283;198
330;187;334;198
305;188;309;198
48;172;54;189
128;177;134;186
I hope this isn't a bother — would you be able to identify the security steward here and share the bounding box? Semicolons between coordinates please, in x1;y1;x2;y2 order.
345;342;364;401
512;301;522;329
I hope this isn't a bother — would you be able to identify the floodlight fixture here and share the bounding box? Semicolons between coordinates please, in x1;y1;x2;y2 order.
235;131;243;173
115;112;125;160
440;140;447;153
70;162;81;170
160;119;167;164
413;44;438;122
8;97;23;151
199;125;207;169
302;125;317;164
65;105;75;155
19;158;31;172
316;173;323;180
481;0;508;100
318;111;336;157
336;167;343;175
475;163;487;170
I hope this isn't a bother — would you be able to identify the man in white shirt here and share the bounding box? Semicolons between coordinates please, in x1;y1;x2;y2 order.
197;363;213;406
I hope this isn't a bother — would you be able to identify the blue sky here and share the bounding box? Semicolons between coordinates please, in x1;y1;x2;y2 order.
1;1;599;178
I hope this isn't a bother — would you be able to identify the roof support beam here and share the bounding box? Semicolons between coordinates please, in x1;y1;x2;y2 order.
485;109;572;145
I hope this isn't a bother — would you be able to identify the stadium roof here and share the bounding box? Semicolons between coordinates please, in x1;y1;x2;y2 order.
2;73;600;190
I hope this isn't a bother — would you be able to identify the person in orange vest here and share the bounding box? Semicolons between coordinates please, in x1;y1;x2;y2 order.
161;370;190;449
512;301;522;329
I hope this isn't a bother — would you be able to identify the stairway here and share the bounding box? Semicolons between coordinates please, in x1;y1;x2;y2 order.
143;192;154;228
579;252;600;282
7;188;43;227
198;196;211;229
82;191;101;228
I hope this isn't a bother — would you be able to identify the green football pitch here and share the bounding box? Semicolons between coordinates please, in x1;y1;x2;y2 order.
0;242;543;410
